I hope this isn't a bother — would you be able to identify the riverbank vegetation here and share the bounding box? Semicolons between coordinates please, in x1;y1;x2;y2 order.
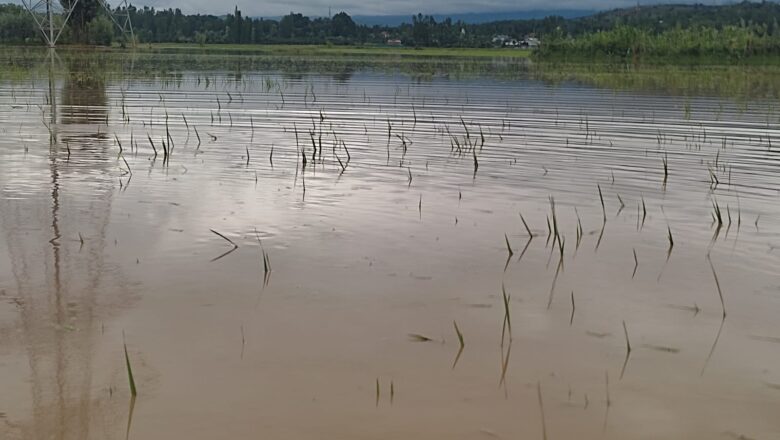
537;24;780;61
2;1;780;63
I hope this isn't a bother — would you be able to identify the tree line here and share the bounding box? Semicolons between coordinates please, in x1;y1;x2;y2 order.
1;0;780;55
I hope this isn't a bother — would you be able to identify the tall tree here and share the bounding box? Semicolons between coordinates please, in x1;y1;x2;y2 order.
60;0;100;43
331;12;356;38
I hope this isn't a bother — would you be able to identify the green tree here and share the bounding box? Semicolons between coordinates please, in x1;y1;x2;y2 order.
278;13;310;40
412;14;435;46
87;15;113;45
61;0;100;43
331;12;356;38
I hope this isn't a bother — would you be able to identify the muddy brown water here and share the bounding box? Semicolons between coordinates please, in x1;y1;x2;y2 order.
1;50;779;439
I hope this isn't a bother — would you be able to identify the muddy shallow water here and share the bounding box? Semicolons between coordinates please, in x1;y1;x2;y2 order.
1;49;779;439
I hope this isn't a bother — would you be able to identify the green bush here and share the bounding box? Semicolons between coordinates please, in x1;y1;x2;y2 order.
87;16;114;46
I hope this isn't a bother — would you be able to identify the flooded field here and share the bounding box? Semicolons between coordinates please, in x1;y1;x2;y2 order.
1;48;779;439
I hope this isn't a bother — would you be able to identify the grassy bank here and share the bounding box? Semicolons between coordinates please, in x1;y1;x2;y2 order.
536;25;780;64
139;43;533;58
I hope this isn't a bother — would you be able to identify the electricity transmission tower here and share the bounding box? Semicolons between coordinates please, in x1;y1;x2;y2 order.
21;0;135;48
21;0;78;47
103;0;135;45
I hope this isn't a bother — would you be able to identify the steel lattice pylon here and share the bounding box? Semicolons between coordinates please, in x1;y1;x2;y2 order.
22;0;135;48
101;0;135;46
21;0;80;48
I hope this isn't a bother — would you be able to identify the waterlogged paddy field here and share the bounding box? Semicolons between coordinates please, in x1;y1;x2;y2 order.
1;49;780;440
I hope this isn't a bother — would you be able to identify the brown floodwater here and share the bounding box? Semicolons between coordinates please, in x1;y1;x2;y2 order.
1;49;779;440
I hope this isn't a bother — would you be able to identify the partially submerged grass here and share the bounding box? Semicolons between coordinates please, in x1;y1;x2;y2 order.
210;229;239;262
504;234;514;257
537;382;548;440
501;283;512;340
123;334;137;397
452;320;465;369
453;320;465;349
707;254;727;318
408;333;435;342
520;212;535;237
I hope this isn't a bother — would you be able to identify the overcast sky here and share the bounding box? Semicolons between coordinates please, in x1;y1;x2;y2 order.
8;0;738;17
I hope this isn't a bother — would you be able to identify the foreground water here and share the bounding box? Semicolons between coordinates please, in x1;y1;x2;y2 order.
1;49;779;439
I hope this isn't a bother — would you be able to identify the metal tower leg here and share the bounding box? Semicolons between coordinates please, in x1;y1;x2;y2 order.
101;0;136;47
21;0;80;48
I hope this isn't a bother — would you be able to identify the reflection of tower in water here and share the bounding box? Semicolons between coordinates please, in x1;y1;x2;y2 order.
0;54;133;439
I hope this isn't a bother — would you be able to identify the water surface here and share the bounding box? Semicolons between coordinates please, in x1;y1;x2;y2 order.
1;49;779;440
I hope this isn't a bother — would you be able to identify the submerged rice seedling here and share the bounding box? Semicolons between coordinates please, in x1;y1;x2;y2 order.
707;255;727;318
501;283;512;343
597;184;606;219
453;320;464;349
622;321;632;354
123;334;137;397
452;320;465;369
616;194;625;216
210;229;238;262
569;291;575;326
662;152;669;187
504;234;514;257
408;333;435;342
519;212;535;237
537;382;548;440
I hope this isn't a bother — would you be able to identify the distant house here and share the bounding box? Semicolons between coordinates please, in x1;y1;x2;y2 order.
386;39;402;47
491;34;512;46
493;34;536;48
521;37;540;48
